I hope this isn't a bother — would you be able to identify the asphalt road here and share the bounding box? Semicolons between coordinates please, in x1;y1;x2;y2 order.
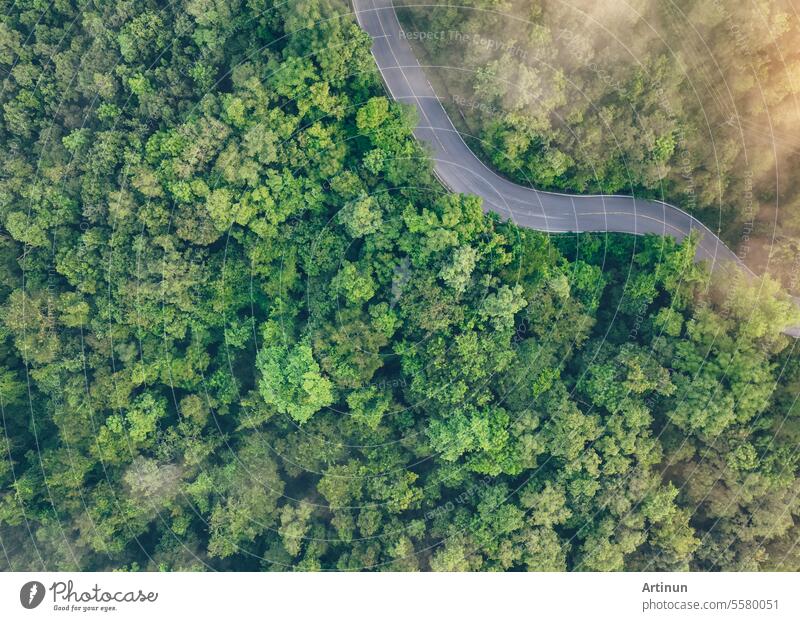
352;0;800;337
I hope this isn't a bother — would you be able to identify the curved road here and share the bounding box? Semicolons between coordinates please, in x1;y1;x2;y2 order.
352;0;800;337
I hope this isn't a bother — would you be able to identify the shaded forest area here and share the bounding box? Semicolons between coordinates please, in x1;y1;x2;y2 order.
1;0;800;571
399;0;800;291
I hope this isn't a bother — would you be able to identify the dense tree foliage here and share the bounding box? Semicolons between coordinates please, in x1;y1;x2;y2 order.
1;0;799;571
399;0;800;291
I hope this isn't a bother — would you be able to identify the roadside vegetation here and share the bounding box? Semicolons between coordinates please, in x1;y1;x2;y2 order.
398;0;800;291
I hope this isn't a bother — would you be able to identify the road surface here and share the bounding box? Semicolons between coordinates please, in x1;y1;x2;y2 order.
351;0;800;337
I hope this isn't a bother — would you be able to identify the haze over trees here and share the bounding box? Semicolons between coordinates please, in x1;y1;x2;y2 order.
0;0;799;571
398;0;800;293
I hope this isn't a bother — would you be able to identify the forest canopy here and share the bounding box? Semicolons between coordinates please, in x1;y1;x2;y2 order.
1;0;800;571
